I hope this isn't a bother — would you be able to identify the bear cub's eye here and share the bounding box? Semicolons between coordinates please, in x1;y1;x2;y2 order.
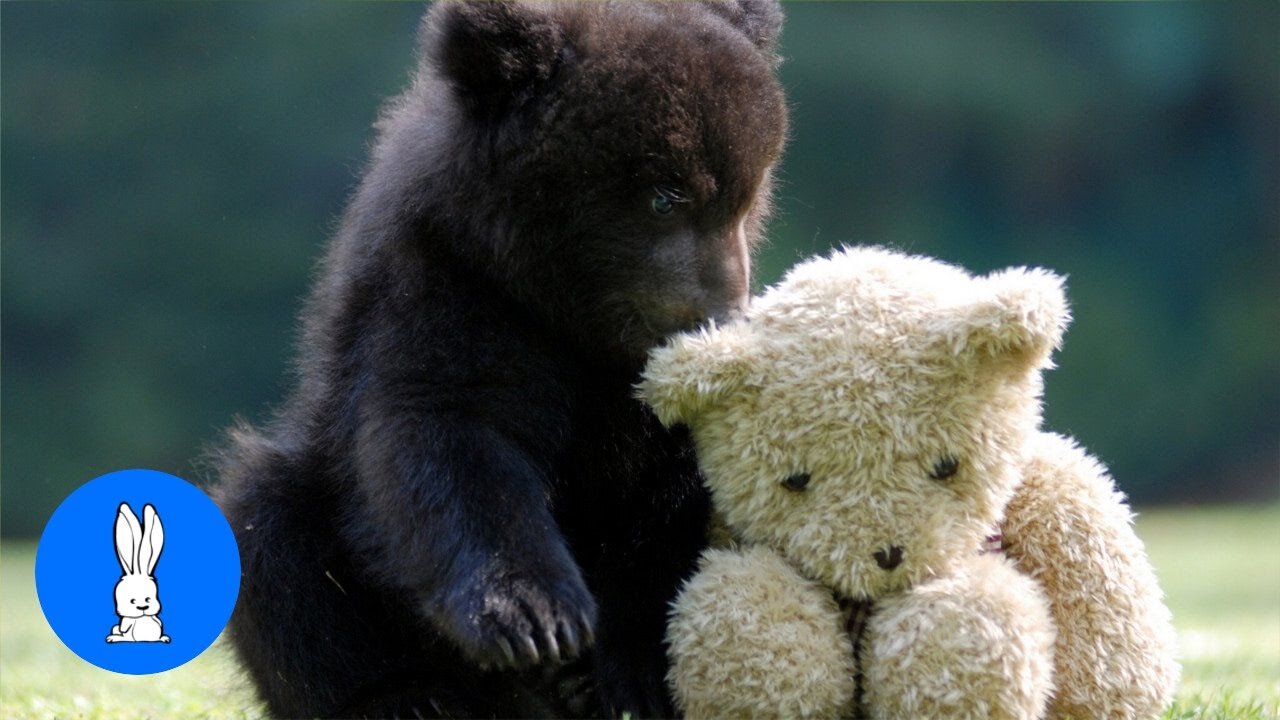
781;473;812;492
650;186;688;216
929;455;960;481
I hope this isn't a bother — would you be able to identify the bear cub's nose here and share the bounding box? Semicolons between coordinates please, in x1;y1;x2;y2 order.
873;546;904;570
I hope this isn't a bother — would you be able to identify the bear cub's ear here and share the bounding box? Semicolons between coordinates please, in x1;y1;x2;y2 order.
947;267;1071;372
707;0;785;55
637;323;755;428
423;0;568;112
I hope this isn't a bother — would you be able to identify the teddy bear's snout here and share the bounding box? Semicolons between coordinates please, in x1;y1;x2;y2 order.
873;545;904;570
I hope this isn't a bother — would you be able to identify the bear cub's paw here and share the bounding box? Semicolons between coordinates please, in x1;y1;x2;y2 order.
438;563;598;671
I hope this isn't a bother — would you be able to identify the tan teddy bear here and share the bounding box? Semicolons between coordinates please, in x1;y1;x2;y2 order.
639;246;1179;719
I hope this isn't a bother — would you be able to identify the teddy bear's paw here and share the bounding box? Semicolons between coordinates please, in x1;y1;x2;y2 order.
861;555;1055;720
667;547;857;719
1006;432;1180;719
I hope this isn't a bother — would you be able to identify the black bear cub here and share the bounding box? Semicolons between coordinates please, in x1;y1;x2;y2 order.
215;1;787;717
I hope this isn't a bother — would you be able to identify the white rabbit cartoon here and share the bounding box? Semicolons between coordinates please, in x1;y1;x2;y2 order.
105;502;171;643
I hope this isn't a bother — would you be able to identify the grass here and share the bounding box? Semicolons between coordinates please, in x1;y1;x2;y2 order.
2;505;1277;719
1140;505;1280;719
0;542;261;720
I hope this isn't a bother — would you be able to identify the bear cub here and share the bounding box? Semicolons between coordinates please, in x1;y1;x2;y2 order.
214;1;787;718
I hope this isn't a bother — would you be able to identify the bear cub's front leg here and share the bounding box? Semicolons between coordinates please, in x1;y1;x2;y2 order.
352;409;598;672
434;544;598;669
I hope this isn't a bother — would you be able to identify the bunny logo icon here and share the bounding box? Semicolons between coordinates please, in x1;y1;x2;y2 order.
106;503;171;644
36;469;240;674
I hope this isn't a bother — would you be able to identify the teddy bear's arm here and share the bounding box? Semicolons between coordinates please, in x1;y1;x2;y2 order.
1002;432;1180;719
666;546;856;719
862;553;1056;720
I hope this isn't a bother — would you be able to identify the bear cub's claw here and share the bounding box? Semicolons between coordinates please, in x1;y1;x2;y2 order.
446;568;598;671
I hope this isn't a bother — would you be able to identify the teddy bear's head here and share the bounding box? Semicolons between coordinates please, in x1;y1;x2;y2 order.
640;246;1069;601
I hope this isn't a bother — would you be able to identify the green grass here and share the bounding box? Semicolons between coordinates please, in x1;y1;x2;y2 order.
1139;505;1280;719
2;505;1277;719
0;543;261;720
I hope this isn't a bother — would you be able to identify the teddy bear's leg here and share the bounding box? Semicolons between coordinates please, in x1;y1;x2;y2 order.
667;546;856;719
1004;432;1180;719
862;554;1055;720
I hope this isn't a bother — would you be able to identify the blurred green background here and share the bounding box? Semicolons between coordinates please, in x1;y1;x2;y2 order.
3;2;1277;538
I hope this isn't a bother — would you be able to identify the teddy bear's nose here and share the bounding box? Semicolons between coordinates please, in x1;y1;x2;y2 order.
873;546;904;570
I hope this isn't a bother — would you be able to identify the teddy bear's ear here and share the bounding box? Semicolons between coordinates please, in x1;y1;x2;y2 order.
637;323;755;428
422;1;569;116
947;267;1071;372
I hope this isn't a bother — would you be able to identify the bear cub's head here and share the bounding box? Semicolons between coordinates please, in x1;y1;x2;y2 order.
640;246;1070;600
397;0;788;366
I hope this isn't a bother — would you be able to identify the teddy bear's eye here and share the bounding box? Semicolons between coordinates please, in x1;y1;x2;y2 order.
650;186;688;216
781;473;812;492
929;455;960;481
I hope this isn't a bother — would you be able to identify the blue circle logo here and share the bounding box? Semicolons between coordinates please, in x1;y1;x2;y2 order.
35;469;241;675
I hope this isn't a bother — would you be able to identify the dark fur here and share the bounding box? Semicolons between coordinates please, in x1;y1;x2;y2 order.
214;2;786;717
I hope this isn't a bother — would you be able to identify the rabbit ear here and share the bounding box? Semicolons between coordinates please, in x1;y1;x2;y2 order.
138;504;164;576
114;503;141;575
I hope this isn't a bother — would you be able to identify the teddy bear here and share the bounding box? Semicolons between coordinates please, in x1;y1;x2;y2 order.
639;246;1179;719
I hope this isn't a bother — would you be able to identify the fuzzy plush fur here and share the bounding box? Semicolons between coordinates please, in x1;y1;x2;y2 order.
1005;432;1181;718
213;2;787;718
640;246;1178;719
